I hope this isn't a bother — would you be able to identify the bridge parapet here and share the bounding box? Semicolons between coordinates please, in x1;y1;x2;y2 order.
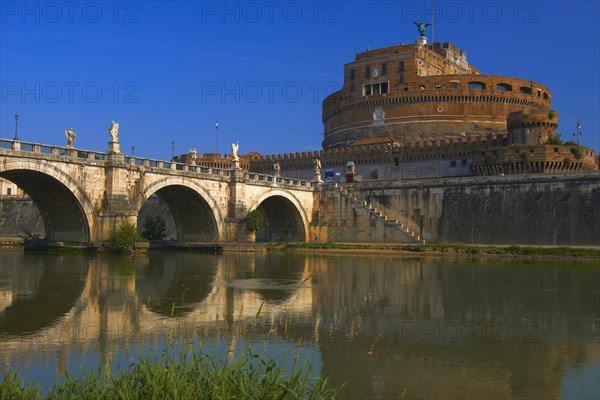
242;171;314;191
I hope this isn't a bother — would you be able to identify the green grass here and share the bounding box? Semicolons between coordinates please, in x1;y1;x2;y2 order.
283;242;600;258
0;346;339;400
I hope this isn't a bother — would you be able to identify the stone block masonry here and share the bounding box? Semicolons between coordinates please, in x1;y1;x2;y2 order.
340;173;600;246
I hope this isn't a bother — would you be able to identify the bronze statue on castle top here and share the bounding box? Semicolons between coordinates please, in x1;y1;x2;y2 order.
414;21;431;37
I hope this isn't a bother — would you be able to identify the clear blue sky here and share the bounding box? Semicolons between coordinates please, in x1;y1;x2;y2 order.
1;1;598;160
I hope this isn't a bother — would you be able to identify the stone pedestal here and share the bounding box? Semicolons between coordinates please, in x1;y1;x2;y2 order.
231;159;240;170
416;36;427;46
11;141;21;151
108;141;121;154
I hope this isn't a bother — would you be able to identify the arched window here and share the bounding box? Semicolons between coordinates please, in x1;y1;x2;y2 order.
468;81;486;90
496;83;512;91
520;86;532;95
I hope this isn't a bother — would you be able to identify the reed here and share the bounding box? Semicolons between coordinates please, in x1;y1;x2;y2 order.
0;345;339;399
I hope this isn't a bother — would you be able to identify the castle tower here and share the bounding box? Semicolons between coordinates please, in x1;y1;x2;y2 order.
507;110;559;145
322;40;552;149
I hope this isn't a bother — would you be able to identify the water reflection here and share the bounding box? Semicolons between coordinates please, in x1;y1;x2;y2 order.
0;248;598;399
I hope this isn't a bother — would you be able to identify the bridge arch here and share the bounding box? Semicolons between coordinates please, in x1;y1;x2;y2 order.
248;190;308;242
0;160;94;242
138;178;223;242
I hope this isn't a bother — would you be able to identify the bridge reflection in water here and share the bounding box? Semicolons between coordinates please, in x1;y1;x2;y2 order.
1;248;599;399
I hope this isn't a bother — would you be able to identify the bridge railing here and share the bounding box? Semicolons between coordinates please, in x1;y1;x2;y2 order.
0;139;106;160
123;155;231;178
244;171;313;189
1;139;313;187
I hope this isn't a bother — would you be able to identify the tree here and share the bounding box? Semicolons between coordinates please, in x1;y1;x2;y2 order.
245;209;265;232
142;215;166;240
109;223;146;253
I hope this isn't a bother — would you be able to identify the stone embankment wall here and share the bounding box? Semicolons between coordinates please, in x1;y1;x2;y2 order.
0;197;44;238
0;195;178;241
343;173;600;246
312;187;420;244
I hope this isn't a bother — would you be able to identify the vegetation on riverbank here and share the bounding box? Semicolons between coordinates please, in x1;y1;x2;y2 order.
283;242;600;258
0;346;338;400
108;223;147;253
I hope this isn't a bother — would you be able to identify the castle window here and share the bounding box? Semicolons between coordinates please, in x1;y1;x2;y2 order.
381;82;389;94
403;87;408;92
543;92;549;100
350;69;355;80
496;83;512;91
554;147;559;153
399;61;405;73
399;73;404;83
450;81;458;90
450;161;456;167
363;81;389;96
435;84;441;89
6;188;11;196
468;81;486;90
462;159;467;166
350;82;355;91
394;156;399;166
382;63;387;76
520;86;532;95
365;66;371;78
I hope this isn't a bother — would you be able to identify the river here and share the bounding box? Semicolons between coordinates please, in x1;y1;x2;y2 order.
1;248;599;399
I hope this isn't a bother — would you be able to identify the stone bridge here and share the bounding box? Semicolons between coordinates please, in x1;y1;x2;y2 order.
0;139;316;244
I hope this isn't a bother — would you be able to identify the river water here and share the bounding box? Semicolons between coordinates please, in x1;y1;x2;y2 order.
1;248;599;399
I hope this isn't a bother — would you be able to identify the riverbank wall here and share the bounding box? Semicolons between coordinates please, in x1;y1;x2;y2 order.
331;173;599;246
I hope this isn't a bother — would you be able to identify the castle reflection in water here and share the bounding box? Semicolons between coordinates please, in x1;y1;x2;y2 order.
1;249;599;399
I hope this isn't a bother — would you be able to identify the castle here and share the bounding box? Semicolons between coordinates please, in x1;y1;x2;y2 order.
179;29;597;181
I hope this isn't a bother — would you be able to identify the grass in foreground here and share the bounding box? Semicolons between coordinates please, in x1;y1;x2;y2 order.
283;242;600;258
0;346;339;400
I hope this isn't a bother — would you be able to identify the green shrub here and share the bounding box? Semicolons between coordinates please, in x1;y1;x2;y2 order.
544;133;563;145
142;215;166;240
109;223;146;253
563;157;572;166
245;209;265;232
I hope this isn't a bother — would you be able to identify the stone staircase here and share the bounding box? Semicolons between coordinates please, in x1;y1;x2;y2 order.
336;185;425;244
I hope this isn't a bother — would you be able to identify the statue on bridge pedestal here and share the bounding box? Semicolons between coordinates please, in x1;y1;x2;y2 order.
273;162;281;177
231;142;239;162
313;158;323;183
107;121;120;142
65;128;76;148
313;158;321;174
189;148;199;164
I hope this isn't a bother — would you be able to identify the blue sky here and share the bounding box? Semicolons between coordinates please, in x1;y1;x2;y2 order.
1;1;598;160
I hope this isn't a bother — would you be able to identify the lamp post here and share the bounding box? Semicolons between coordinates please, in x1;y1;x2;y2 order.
215;121;219;154
572;118;582;145
171;141;175;161
14;113;19;141
132;146;135;157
